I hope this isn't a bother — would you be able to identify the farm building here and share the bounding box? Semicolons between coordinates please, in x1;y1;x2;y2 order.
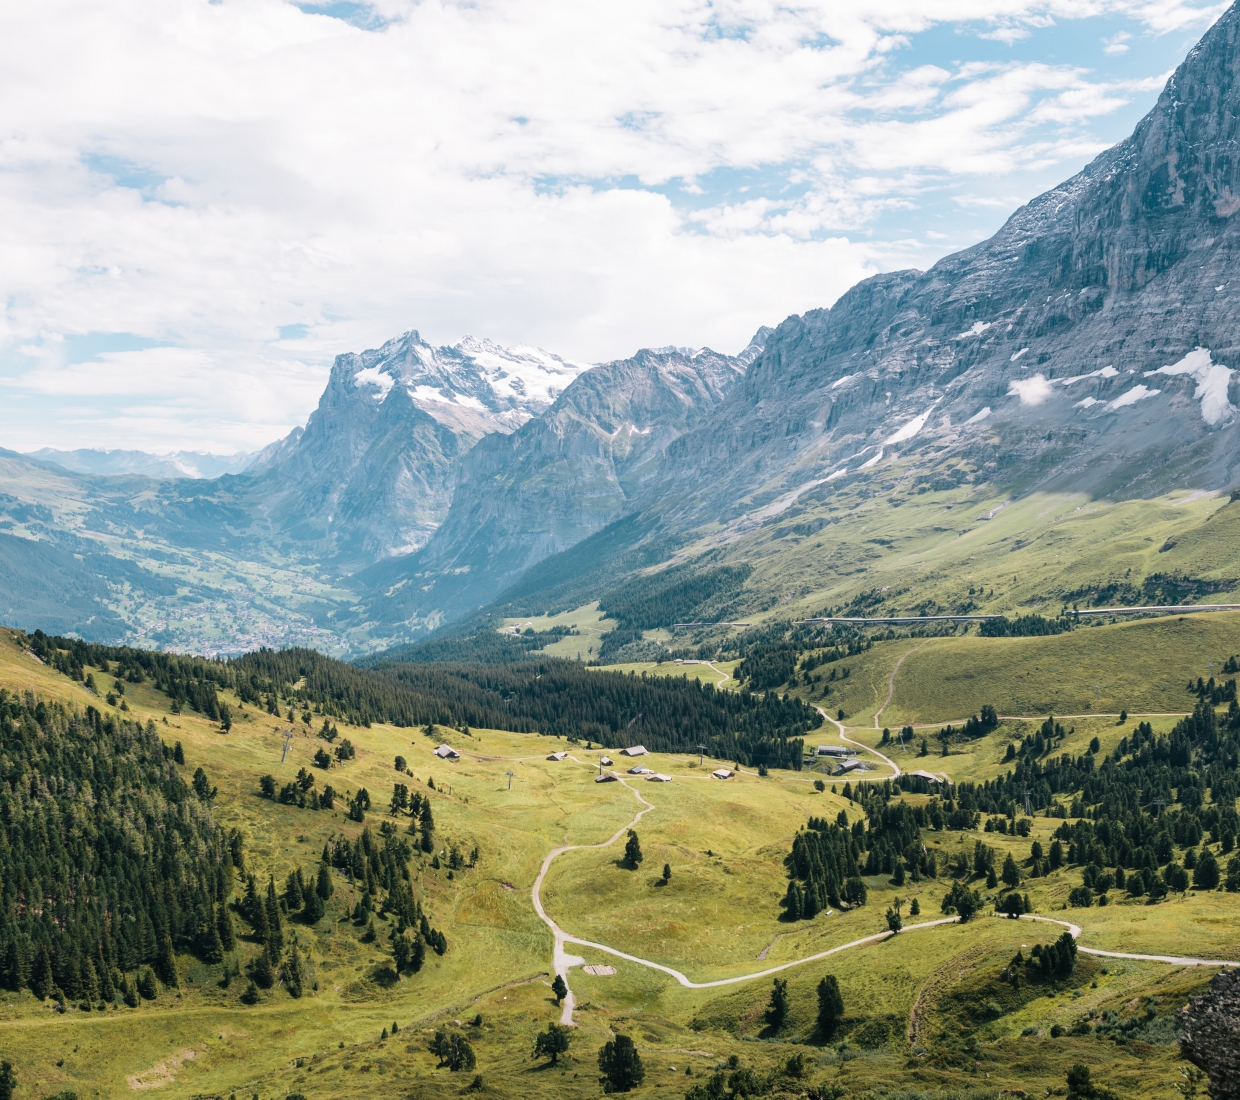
815;745;855;757
646;773;672;782
628;765;653;775
834;759;864;774
711;768;734;780
547;751;568;761
595;772;619;783
620;745;648;757
433;744;460;759
906;769;943;784
599;756;613;766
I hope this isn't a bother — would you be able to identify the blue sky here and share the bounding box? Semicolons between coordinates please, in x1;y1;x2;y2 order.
0;0;1228;452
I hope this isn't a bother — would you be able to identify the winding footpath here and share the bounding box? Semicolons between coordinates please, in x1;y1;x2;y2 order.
530;762;1239;1027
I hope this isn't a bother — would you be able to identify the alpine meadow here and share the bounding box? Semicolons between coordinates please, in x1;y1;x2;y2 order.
7;3;1240;1100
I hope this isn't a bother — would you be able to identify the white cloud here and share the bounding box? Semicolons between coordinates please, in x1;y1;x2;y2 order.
0;0;1227;449
1008;373;1053;405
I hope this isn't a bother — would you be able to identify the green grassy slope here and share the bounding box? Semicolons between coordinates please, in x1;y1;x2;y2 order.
0;625;1235;1100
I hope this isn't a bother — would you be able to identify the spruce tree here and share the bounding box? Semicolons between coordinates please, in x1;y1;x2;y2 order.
157;934;178;988
137;968;158;1000
31;945;53;1000
123;976;140;1007
597;1034;644;1093
240;980;259;1005
0;1059;14;1100
316;862;334;900
624;830;643;868
265;878;284;954
251;945;275;989
764;978;789;1030
285;942;304;998
217;904;236;952
816;974;844;1039
551;974;568;1004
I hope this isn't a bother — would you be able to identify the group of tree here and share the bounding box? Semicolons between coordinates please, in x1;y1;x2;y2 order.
259;768;337;811
1000;933;1078;989
978;614;1072;638
23;629;822;772
781;799;949;921
0;689;239;1006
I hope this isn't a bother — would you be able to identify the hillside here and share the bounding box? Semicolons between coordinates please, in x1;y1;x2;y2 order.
1;617;1239;1098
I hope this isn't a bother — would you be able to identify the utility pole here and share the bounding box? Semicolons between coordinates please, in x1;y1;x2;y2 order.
1153;798;1167;817
1023;788;1032;817
281;728;294;763
697;744;707;767
506;770;515;791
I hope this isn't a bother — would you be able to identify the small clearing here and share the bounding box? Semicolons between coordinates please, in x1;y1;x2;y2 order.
127;1048;198;1090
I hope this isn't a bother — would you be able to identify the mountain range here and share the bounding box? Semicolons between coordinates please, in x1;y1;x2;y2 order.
4;4;1240;655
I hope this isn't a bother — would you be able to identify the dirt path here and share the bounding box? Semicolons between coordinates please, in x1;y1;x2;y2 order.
815;706;901;780
874;640;934;729
531;760;1240;1027
530;769;657;1025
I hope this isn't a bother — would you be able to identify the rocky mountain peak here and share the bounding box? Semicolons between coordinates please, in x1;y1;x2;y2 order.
335;328;587;436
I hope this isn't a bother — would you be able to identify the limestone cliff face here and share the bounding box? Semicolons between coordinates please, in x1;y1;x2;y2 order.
652;1;1240;529
362;344;751;628
236;330;587;567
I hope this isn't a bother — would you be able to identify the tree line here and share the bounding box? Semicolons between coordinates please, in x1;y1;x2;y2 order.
21;632;820;771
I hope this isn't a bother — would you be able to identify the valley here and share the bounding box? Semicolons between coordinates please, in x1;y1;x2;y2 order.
3;607;1240;1098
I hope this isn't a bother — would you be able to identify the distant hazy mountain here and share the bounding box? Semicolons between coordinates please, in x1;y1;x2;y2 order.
26;448;255;479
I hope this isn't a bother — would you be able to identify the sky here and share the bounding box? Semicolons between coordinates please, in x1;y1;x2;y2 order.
0;0;1229;454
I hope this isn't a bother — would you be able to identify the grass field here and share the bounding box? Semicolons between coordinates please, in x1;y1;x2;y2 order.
0;623;1236;1100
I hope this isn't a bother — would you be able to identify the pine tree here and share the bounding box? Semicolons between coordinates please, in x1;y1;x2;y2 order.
597;1034;644;1093
0;1058;14;1100
411;935;426;973
285;942;304;998
217;904;236;952
624;830;643;868
316;862;334;900
157;934;178;988
251;945;275;989
137;968;158;1000
123;976;140;1007
816;974;845;1039
240;980;259;1005
200;919;224;965
551;974;568;1004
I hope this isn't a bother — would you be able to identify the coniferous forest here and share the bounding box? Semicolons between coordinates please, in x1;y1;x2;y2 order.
0;689;236;1004
24;632;820;770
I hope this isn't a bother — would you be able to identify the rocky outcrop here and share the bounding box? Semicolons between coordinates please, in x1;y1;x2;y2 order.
361;344;750;629
1178;968;1240;1099
647;3;1240;536
230;330;588;568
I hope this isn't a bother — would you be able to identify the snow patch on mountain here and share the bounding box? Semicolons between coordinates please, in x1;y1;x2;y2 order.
1108;384;1161;409
1146;348;1235;426
884;401;939;445
965;406;991;424
956;321;993;339
1060;365;1119;385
